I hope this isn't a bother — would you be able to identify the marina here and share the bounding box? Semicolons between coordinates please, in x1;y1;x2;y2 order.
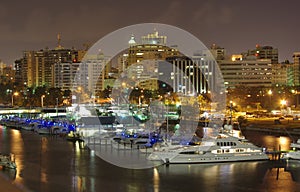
0;126;299;192
1;107;300;191
0;1;300;192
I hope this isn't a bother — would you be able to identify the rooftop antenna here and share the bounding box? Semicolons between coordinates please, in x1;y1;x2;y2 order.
57;33;62;49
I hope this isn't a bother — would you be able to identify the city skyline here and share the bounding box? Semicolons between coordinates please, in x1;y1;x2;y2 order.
1;0;300;65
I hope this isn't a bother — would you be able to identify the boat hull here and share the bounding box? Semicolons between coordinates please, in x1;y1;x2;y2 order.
282;151;300;160
148;152;269;164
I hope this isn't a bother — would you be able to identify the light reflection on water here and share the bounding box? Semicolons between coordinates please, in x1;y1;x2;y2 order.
0;126;299;192
8;129;24;184
153;168;159;192
156;161;300;192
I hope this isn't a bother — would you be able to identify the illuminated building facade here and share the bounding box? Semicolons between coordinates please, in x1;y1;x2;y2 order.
53;61;80;90
19;48;83;87
219;55;273;88
210;44;226;61
116;31;213;95
272;63;288;86
0;62;15;85
163;56;209;95
292;52;300;86
16;34;86;88
73;52;111;95
244;45;278;64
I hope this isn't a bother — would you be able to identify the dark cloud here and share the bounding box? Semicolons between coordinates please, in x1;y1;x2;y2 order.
1;0;300;64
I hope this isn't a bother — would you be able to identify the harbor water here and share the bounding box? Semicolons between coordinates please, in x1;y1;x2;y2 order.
0;125;300;192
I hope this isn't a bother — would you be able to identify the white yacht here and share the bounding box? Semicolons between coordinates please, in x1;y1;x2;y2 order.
147;133;269;164
282;139;300;160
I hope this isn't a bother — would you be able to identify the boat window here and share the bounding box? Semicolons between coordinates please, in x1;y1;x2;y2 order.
217;142;220;146
226;149;230;153
179;151;196;154
240;149;244;152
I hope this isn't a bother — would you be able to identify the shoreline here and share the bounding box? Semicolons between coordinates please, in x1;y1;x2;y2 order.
242;117;300;136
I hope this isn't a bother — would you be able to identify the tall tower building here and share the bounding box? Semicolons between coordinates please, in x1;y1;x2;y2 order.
119;32;180;91
72;52;111;98
16;34;86;88
164;56;209;95
292;52;300;86
20;48;83;87
14;59;24;84
53;61;80;90
116;32;213;96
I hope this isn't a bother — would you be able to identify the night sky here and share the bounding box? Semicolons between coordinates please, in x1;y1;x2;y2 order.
1;0;300;65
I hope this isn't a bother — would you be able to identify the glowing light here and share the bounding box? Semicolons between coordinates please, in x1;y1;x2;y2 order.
268;90;272;95
280;99;287;106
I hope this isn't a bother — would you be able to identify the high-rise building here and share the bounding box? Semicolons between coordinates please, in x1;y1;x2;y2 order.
210;44;226;61
163;56;209;95
192;51;222;93
18;48;84;88
292;52;300;86
72;52;111;97
219;55;273;88
16;34;86;88
272;63;288;86
114;31;217;97
117;32;180;91
244;45;278;64
0;62;15;85
53;61;80;90
14;59;24;85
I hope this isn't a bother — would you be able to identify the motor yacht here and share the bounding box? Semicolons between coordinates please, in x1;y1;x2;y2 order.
147;133;269;164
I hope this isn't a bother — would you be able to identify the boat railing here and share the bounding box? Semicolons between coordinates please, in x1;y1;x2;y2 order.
85;136;113;145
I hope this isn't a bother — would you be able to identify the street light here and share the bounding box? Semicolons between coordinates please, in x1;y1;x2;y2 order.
41;95;45;108
268;89;272;110
11;92;19;107
280;99;287;107
280;99;287;116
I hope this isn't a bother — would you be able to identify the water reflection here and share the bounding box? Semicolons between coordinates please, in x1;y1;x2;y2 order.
243;131;294;151
153;168;159;192
8;129;24;185
0;127;299;192
0;168;17;180
156;161;300;192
